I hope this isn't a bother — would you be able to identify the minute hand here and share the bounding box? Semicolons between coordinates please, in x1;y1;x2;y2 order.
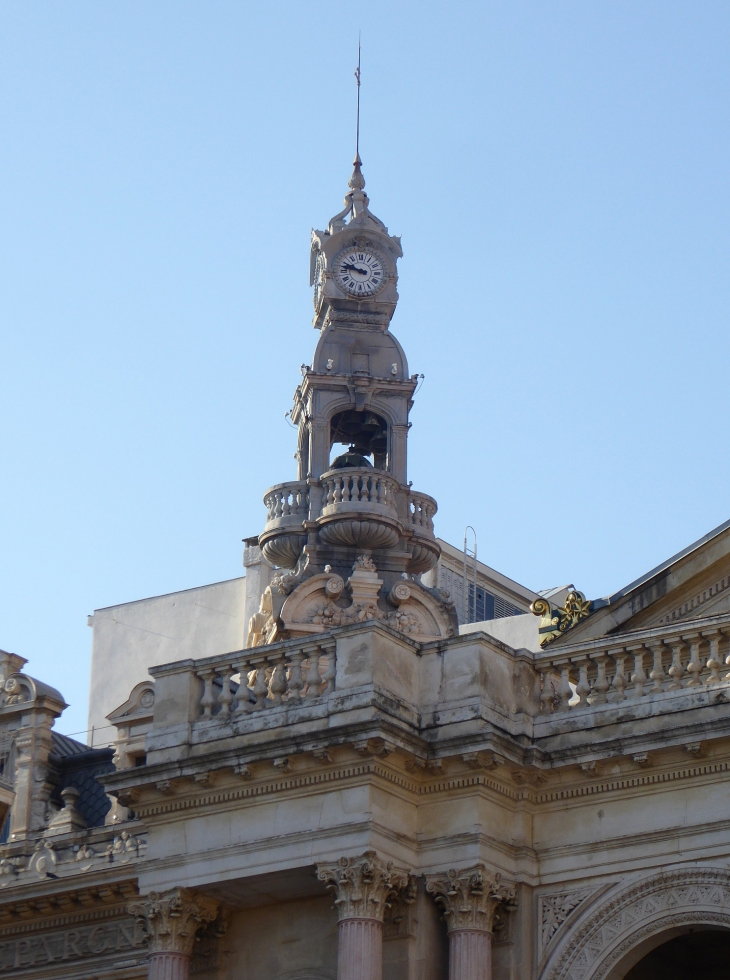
342;263;369;275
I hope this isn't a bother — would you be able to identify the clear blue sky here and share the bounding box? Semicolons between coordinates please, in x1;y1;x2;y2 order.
2;1;729;737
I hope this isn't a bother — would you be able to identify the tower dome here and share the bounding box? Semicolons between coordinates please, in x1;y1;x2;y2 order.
250;158;455;647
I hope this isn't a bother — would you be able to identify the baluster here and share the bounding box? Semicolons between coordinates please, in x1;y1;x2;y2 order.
540;671;557;712
557;665;573;711
217;666;233;718
334;477;343;504
376;478;384;505
574;659;591;706
667;640;685;690
629;646;647;697
199;669;216;718
592;654;610;704
611;652;627;701
321;649;336;694
684;634;703;687
251;666;268;710
305;649;322;698
269;659;288;705
705;631;722;685
282;492;291;517
275;493;283;519
233;664;254;714
648;642;667;693
288;651;305;701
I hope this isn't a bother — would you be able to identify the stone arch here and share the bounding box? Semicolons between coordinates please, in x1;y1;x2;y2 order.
541;867;730;980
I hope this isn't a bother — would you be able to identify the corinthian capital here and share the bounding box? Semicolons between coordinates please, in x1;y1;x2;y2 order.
128;888;219;956
425;865;516;934
317;851;411;922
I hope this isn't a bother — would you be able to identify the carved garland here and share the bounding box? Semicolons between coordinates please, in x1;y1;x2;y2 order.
542;867;730;980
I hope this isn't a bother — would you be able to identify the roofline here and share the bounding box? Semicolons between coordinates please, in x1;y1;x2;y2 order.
437;538;539;602
92;575;246;614
604;516;730;604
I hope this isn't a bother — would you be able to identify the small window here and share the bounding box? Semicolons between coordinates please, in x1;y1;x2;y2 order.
134;755;147;767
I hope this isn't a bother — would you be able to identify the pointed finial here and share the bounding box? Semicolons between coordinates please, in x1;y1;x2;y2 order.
349;151;365;192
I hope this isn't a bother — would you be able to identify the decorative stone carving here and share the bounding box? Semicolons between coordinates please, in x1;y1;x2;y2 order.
247;586;276;648
128;888;219;957
317;851;410;922
44;786;87;837
425;866;516;934
27;840;57;877
383;875;417;939
540;890;592;952
281;559;454;640
543;867;730;980
531;591;593;647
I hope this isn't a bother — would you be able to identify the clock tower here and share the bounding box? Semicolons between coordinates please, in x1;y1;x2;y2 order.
250;156;456;646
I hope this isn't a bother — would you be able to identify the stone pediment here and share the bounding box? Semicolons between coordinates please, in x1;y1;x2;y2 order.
106;681;155;726
549;518;730;644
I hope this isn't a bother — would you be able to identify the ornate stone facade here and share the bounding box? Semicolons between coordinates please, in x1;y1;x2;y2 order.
2;157;730;980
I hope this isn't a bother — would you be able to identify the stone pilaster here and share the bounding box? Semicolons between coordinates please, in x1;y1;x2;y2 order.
425;866;516;980
128;888;219;980
317;851;410;980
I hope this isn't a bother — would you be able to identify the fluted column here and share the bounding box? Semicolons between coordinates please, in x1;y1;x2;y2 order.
317;851;410;980
128;888;219;980
426;866;516;980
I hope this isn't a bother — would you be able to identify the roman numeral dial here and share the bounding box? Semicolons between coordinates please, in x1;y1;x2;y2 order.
335;250;385;297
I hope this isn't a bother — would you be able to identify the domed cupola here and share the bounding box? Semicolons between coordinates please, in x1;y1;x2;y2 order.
251;156;456;647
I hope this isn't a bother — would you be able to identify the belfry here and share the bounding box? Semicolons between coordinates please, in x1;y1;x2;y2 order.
251;156;456;646
2;128;730;980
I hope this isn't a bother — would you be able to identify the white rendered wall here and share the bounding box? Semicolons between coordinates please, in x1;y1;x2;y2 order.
459;612;542;652
87;576;247;743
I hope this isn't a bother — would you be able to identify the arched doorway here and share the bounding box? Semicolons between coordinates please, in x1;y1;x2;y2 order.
622;928;730;980
540;867;730;980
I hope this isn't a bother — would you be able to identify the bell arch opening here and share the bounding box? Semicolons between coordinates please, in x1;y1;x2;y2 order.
612;926;730;980
328;409;389;471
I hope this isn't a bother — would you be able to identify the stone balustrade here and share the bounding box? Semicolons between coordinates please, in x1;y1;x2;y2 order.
408;491;437;532
196;640;336;719
259;470;438;570
536;612;730;712
319;467;399;517
263;481;310;527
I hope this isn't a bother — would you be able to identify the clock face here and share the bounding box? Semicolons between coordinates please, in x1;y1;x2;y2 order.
335;250;385;297
313;252;325;309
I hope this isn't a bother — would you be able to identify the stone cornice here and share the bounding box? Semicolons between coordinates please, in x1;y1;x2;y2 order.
0;878;138;936
115;744;730;825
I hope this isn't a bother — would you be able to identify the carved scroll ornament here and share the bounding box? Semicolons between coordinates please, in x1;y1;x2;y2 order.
128;888;218;956
317;851;411;922
531;591;593;647
425;865;516;934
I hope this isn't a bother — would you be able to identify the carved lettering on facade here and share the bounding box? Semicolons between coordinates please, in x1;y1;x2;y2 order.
0;920;145;973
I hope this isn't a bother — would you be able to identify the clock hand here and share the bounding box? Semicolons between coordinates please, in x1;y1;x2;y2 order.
342;262;369;276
